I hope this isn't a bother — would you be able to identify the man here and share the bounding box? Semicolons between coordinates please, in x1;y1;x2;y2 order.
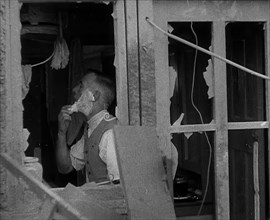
56;71;119;184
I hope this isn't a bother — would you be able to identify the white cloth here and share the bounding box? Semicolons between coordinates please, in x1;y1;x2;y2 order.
22;65;32;99
70;110;120;181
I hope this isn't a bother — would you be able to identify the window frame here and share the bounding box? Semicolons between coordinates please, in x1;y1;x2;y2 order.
153;1;270;219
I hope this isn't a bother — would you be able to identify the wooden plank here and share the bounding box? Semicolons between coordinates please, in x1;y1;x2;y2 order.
0;153;87;220
153;0;172;169
125;0;141;125
21;25;58;36
152;1;174;196
213;21;230;220
170;124;216;133
39;198;57;220
113;0;129;125
228;121;269;130
113;126;176;220
137;0;156;126
164;0;269;22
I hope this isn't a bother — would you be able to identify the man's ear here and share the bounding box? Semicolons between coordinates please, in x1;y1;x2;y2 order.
92;90;100;102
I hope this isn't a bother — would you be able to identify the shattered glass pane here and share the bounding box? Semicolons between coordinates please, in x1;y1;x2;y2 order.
169;22;213;126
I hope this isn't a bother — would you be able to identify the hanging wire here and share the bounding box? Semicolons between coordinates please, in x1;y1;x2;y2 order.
189;22;213;216
30;51;55;68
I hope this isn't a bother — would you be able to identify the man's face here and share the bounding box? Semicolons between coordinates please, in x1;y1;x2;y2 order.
72;73;96;101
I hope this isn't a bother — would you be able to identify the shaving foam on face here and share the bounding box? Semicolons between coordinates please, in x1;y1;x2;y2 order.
69;89;95;116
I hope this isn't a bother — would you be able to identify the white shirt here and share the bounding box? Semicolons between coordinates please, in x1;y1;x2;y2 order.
70;110;120;181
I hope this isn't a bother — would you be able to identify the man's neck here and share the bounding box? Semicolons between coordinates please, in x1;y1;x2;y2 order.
86;107;106;121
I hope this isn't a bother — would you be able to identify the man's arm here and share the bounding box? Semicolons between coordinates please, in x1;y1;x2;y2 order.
56;106;73;174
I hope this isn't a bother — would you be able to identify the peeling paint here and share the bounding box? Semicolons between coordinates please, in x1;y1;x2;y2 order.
203;58;214;99
172;113;184;126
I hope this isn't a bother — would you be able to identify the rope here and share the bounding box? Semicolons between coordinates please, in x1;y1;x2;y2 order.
31;51;54;68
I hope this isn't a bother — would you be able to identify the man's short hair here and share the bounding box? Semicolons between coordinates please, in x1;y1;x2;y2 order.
86;69;116;107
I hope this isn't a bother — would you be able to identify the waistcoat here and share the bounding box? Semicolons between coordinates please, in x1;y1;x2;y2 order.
84;114;117;183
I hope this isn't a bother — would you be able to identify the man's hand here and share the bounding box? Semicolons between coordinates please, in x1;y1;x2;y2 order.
58;105;72;135
56;105;74;174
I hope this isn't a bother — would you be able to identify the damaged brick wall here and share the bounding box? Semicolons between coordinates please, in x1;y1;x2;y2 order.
0;0;24;211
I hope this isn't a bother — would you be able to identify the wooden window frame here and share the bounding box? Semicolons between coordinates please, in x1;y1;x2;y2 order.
154;1;270;219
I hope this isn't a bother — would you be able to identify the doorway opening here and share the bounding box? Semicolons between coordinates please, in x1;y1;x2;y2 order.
20;2;115;187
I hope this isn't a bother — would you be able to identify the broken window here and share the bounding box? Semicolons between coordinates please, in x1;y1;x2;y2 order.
226;22;268;220
20;2;116;187
169;22;215;216
169;22;213;126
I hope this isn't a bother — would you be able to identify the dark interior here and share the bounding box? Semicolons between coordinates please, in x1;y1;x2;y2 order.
21;2;115;187
169;22;214;216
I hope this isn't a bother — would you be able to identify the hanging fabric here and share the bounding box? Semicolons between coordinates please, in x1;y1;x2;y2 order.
21;64;32;99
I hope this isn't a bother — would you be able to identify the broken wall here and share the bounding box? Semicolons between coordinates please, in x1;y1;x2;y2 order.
0;0;25;210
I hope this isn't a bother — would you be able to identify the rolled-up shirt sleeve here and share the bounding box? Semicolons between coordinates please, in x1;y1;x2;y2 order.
99;129;120;181
70;137;85;171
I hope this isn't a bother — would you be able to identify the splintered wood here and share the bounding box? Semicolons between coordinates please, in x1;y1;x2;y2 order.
113;126;176;220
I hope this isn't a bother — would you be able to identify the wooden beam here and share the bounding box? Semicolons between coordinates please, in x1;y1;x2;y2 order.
213;21;230;220
163;0;269;22
170;124;216;133
125;0;141;125
113;0;129;125
228;121;269;130
21;25;58;36
137;0;156;126
0;153;87;220
152;0;174;196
